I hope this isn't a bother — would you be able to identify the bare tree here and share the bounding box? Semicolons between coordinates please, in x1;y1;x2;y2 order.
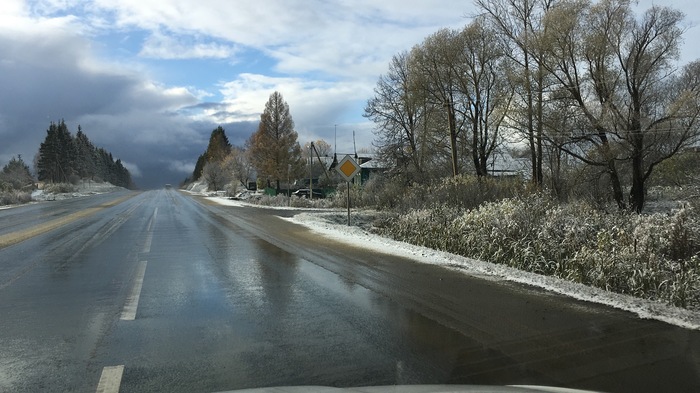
541;0;700;211
453;19;513;176
223;146;253;189
365;52;431;181
410;29;465;176
476;0;558;186
202;161;229;191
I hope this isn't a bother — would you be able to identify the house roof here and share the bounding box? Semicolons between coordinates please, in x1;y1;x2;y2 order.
360;157;390;169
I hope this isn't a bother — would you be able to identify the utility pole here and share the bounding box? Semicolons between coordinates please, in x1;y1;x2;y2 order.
309;141;314;200
287;164;291;207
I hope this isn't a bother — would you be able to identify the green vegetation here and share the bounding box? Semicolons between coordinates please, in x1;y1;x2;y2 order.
0;155;33;205
342;0;700;309
182;1;700;310
247;91;305;192
366;0;700;213
184;92;305;194
1;121;134;206
375;190;699;310
36;120;133;188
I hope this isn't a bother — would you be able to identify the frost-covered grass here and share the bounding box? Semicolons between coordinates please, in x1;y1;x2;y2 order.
247;174;525;211
244;184;364;209
0;190;31;206
254;194;338;209
375;194;700;310
42;182;77;194
213;174;700;311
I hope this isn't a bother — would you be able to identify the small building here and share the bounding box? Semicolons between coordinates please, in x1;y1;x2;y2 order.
359;156;390;184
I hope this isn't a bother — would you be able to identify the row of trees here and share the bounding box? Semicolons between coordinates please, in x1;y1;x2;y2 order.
365;0;700;212
36;120;133;188
188;92;309;193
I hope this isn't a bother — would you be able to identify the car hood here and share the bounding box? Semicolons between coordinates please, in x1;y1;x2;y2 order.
217;385;605;393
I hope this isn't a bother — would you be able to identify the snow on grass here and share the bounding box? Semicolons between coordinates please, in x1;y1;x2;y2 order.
203;196;342;212
205;197;700;330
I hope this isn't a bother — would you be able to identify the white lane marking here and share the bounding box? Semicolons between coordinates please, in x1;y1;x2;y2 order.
142;231;153;253
95;365;124;393
121;260;147;321
148;207;158;231
142;208;158;253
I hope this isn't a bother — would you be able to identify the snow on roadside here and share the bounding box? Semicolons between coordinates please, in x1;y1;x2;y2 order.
203;195;341;212
206;197;700;330
31;181;124;202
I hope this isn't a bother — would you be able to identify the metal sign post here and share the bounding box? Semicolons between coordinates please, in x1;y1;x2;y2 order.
335;155;361;226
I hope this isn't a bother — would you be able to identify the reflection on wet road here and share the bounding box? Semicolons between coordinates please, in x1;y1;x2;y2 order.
0;189;698;393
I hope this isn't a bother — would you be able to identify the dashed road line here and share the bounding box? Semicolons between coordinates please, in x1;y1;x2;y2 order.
95;365;124;393
121;260;147;321
0;194;135;249
142;207;158;253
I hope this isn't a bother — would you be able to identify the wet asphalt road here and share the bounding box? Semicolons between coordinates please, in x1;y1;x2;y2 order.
0;189;698;393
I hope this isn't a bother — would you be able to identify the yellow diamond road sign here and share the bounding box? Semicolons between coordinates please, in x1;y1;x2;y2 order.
337;155;361;181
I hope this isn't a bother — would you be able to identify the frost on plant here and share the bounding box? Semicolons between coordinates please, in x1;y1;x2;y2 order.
378;195;700;310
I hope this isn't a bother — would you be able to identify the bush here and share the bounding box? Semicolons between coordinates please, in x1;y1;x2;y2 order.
399;174;527;213
43;183;77;194
253;193;337;209
0;190;31;205
377;195;700;309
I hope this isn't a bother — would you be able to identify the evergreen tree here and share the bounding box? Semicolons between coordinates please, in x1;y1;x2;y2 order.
205;126;232;163
114;159;132;188
1;155;34;189
35;120;133;188
74;125;97;180
37;120;75;183
193;153;206;181
191;126;232;181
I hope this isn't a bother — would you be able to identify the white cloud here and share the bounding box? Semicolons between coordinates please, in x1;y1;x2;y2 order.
0;0;25;18
214;73;372;144
167;159;196;174
139;30;238;59
90;0;469;77
121;161;142;177
203;72;376;154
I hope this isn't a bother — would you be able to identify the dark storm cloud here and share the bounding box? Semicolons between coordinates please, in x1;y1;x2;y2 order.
0;26;234;189
181;102;226;111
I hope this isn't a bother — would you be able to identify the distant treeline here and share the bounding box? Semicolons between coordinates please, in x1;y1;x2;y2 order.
36;120;133;189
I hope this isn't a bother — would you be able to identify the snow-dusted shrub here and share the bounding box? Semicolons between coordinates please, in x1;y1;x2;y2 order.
43;183;76;194
328;182;366;208
256;194;288;207
359;175;406;209
395;174;526;213
0;190;31;205
378;195;700;309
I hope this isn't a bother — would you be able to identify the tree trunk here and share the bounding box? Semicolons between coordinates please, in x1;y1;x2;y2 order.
608;161;626;210
629;151;645;213
629;103;645;213
447;105;459;176
471;117;482;176
479;153;489;177
536;68;544;186
523;36;539;187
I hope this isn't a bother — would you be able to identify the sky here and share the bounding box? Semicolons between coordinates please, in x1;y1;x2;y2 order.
0;0;699;189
